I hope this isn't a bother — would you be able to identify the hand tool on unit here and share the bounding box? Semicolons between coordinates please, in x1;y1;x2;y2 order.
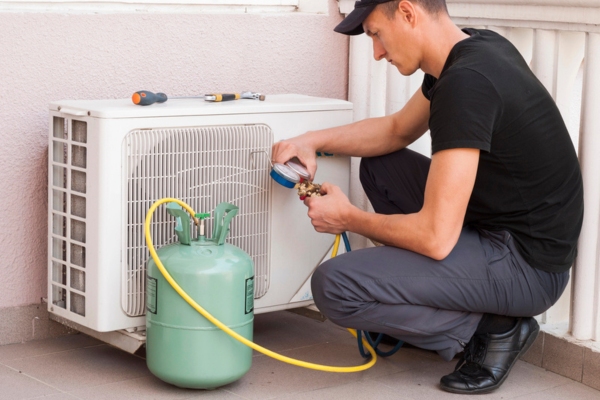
132;90;265;106
132;91;168;106
205;92;266;102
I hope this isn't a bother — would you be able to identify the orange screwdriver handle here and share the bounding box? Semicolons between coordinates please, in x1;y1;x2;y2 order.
132;91;168;106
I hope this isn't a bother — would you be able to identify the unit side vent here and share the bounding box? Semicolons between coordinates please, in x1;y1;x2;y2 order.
49;117;88;317
123;124;273;317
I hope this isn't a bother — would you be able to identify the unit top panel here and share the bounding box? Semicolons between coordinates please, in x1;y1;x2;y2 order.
49;94;352;119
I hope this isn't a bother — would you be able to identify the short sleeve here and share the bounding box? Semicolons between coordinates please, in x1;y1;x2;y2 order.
428;68;503;154
421;74;437;100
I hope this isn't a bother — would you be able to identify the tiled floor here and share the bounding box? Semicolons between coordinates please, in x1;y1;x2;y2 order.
2;311;600;400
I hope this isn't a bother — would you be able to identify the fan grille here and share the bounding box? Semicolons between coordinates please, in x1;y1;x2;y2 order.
123;125;273;317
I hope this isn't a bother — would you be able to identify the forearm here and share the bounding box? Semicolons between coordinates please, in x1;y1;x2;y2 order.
346;208;453;260
340;148;481;260
300;116;409;158
284;89;430;158
305;181;457;260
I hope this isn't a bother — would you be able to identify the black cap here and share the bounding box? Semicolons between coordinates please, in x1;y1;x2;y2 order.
334;0;395;36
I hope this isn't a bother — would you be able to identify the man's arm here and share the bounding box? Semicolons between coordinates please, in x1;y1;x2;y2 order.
306;147;480;260
272;89;430;178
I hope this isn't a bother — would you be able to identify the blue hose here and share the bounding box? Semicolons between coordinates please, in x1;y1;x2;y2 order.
358;331;404;358
341;232;351;252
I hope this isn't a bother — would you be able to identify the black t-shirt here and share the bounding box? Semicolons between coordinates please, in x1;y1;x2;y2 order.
422;28;583;273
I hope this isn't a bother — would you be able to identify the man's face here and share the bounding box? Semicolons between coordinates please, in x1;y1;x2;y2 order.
362;4;420;76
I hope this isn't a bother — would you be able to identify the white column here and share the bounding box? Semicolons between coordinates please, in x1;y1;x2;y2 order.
368;56;388;118
506;28;534;66
555;31;586;145
347;34;390;249
542;31;586;326
348;34;373;122
386;63;411;116
404;70;430;157
572;32;600;342
531;29;558;98
348;34;374;250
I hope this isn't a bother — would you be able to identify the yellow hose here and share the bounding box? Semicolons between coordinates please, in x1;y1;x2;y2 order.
144;198;376;372
331;231;341;258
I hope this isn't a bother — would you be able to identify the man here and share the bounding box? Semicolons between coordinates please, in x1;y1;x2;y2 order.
272;0;583;394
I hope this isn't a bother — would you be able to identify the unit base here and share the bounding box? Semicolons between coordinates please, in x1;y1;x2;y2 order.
49;314;146;354
287;304;327;322
49;304;326;354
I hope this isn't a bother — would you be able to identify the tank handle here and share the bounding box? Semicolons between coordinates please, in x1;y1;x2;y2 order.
212;202;239;245
166;203;191;245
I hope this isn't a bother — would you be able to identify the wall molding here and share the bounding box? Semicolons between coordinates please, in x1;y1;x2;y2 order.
338;0;600;32
0;0;328;14
448;3;600;33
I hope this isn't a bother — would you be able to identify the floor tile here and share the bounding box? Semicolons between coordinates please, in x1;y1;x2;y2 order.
487;360;573;398
3;344;150;392
68;375;241;400
0;364;59;400
27;394;80;399
1;310;599;400
512;381;600;399
276;379;409;400
222;337;434;400
374;360;575;400
373;358;472;400
0;334;102;362
251;311;349;354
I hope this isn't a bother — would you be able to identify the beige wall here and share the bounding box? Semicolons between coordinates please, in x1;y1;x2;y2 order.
0;1;348;310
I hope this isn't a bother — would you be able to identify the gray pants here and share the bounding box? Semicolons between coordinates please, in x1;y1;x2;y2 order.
311;149;569;361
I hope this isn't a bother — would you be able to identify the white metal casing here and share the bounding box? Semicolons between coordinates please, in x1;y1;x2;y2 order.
48;94;352;332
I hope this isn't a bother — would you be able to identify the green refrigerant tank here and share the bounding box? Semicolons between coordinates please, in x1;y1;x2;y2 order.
146;202;254;389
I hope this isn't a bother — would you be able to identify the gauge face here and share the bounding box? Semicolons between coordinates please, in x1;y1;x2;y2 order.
271;163;300;188
273;163;300;182
286;161;310;181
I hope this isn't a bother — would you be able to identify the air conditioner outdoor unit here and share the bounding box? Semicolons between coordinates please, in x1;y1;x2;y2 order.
47;94;352;338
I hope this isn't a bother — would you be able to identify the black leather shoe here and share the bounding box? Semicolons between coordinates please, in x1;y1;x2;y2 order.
439;317;540;394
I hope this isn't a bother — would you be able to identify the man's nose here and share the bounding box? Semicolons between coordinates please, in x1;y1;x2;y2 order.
372;39;386;61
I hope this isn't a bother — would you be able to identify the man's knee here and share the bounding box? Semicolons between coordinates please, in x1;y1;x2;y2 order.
310;260;337;309
311;258;350;322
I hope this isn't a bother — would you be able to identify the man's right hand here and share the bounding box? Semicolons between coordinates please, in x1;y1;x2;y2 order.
272;135;318;180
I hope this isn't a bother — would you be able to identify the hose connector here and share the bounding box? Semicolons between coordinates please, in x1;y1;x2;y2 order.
195;213;211;238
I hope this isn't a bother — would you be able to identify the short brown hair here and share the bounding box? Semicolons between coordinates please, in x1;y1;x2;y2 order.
380;0;448;19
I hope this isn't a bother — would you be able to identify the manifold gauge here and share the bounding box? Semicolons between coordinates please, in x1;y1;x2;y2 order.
270;161;310;188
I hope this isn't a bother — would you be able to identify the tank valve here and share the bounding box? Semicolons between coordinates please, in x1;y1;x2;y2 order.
195;213;211;238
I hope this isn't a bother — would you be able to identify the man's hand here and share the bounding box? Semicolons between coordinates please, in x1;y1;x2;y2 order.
304;182;356;234
272;136;318;180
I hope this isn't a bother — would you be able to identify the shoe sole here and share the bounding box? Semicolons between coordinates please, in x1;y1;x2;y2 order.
440;321;540;395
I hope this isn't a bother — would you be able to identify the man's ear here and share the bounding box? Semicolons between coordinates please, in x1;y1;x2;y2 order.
398;0;418;25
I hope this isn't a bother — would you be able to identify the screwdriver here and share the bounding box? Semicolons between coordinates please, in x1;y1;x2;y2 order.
132;90;265;106
132;91;168;106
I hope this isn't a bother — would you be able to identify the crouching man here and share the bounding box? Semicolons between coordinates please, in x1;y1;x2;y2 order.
272;0;583;394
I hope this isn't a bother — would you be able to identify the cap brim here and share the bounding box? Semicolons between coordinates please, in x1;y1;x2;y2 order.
334;5;376;36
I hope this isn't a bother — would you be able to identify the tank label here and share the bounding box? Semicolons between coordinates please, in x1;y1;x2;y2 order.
245;277;254;314
147;275;158;314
